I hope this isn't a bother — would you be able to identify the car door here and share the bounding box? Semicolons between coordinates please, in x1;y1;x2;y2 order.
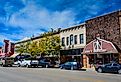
104;63;112;72
111;63;120;72
64;62;71;69
21;59;26;66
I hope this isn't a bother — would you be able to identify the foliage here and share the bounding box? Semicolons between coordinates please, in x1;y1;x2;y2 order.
38;35;60;57
15;43;26;54
15;34;60;57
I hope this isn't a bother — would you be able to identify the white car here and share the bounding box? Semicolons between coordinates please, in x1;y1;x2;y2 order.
14;59;38;68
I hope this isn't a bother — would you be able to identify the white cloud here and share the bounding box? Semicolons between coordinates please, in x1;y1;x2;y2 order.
0;32;30;43
1;0;78;43
8;1;77;32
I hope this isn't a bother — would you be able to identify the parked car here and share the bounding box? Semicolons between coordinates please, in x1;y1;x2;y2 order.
38;59;55;68
14;58;38;68
59;61;82;70
0;57;14;67
95;62;121;74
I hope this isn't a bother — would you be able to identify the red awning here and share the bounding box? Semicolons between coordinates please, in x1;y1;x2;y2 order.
82;38;118;54
0;53;6;57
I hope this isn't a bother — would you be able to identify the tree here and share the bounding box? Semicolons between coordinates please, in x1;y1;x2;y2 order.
15;43;26;54
38;35;60;57
27;41;39;57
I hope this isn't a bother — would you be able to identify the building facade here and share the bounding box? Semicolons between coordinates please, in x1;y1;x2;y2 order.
60;23;86;64
83;10;121;68
0;40;14;57
15;30;60;61
14;10;121;68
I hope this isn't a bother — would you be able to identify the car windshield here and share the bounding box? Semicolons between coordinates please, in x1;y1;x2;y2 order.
105;63;112;66
65;62;71;65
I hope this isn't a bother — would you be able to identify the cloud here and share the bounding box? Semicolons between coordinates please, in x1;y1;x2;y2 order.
0;0;121;46
9;2;77;30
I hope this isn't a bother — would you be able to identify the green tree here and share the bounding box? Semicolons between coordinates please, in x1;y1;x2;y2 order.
15;43;26;54
38;35;60;57
27;41;39;57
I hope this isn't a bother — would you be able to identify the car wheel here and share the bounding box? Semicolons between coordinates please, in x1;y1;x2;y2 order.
17;63;20;67
71;66;74;70
1;64;3;67
97;68;103;73
45;65;48;68
26;64;29;68
60;66;63;69
118;69;121;74
10;65;12;67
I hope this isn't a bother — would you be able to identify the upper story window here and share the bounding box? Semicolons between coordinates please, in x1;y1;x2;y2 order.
80;34;84;44
70;34;73;45
74;35;77;44
66;37;69;46
62;37;65;46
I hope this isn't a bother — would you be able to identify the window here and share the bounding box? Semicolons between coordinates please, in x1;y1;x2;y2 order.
66;37;69;45
80;34;84;44
106;63;112;66
74;35;77;44
62;37;65;46
113;63;119;66
70;34;73;45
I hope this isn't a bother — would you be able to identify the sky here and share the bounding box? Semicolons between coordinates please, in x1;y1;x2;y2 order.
0;0;121;46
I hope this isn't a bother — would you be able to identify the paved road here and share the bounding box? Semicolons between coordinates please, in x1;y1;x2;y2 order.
0;67;120;82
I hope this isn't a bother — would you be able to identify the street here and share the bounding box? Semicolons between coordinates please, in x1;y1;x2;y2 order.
0;67;120;82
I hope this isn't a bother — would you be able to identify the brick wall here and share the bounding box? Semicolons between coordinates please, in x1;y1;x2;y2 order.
86;10;121;52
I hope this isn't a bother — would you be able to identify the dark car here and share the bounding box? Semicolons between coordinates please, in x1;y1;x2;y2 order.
60;61;82;70
38;59;55;68
95;62;121;74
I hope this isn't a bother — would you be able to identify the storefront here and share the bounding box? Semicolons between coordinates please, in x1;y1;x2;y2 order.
60;48;83;64
82;37;119;68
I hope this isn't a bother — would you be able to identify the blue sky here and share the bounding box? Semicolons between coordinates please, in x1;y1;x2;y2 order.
0;0;121;46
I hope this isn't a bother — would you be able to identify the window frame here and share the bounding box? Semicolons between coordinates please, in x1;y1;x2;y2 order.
70;34;73;45
62;37;65;46
74;35;77;44
80;34;84;44
66;37;69;46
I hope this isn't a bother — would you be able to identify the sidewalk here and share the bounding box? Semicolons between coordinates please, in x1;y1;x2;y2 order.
82;67;97;73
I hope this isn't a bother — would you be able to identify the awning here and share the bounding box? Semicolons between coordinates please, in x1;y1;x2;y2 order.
82;38;118;54
0;53;6;57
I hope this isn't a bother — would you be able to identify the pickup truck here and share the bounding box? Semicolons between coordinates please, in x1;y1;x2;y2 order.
14;59;38;68
0;57;14;67
95;62;121;74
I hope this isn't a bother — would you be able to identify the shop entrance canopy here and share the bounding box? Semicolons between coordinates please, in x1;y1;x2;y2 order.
82;38;118;54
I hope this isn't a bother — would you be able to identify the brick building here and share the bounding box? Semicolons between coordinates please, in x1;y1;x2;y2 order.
83;10;121;68
0;40;14;57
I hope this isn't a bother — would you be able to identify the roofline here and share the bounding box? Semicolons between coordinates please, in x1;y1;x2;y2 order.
60;23;85;32
15;31;60;44
86;9;121;22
